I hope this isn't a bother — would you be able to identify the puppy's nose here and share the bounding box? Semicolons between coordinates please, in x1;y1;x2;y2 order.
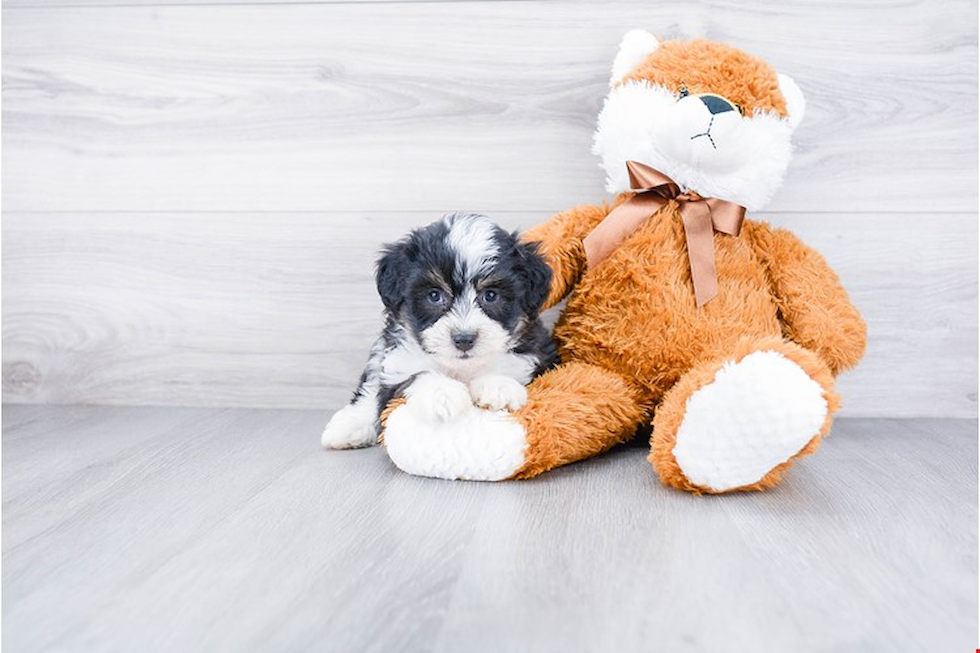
452;332;477;352
699;94;737;115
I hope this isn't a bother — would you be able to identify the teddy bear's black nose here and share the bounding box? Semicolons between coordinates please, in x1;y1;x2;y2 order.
700;94;737;115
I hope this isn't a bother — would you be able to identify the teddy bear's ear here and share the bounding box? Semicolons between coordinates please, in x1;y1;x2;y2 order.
777;73;806;131
610;30;661;86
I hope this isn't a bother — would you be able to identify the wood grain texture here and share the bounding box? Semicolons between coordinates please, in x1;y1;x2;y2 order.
3;210;976;416
2;1;977;414
2;405;976;652
2;1;977;213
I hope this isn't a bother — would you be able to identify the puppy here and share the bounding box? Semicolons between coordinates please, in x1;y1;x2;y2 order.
321;212;558;449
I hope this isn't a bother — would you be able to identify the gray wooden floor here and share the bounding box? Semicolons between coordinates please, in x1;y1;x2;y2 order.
3;405;976;652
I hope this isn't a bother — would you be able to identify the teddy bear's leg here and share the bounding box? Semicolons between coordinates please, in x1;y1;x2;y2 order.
382;361;650;481
511;360;651;478
649;337;839;494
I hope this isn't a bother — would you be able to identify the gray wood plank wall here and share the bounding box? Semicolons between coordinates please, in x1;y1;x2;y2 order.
3;1;977;416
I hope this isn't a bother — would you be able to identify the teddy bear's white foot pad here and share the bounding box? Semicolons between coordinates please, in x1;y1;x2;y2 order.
672;351;828;492
384;404;527;481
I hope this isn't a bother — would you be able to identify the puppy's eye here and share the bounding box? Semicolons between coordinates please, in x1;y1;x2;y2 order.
427;290;445;305
678;84;689;98
481;289;499;303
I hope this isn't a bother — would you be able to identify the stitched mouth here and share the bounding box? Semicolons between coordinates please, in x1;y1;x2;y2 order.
690;116;717;149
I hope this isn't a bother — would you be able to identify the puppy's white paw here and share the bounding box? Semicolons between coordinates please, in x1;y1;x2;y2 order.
470;375;528;412
321;403;378;449
406;374;473;423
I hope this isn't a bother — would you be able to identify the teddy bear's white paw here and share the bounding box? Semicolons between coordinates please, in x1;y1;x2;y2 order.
321;402;379;450
384;402;528;481
405;373;473;423
672;351;828;491
469;374;528;412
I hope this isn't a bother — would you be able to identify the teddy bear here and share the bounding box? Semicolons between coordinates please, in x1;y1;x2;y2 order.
380;32;867;493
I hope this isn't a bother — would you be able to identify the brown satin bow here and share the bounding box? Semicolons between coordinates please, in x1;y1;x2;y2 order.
582;160;746;307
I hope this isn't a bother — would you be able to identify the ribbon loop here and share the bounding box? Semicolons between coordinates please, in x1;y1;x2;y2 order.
582;161;746;307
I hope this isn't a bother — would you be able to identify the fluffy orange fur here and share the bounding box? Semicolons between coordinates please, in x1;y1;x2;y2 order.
512;361;653;478
513;196;865;490
622;39;788;117
377;397;407;446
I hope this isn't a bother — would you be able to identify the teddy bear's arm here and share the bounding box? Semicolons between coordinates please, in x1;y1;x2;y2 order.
748;221;867;375
521;202;612;309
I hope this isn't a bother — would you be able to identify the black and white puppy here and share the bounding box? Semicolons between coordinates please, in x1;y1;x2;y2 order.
321;212;558;449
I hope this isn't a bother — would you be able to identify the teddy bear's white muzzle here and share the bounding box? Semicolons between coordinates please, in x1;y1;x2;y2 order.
654;94;745;172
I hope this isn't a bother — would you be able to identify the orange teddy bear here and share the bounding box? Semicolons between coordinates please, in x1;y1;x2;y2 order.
382;33;867;493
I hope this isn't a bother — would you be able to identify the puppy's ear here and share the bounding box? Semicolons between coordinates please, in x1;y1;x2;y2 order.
515;239;552;314
375;239;413;312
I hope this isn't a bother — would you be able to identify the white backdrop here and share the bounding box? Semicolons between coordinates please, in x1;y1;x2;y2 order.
2;0;977;417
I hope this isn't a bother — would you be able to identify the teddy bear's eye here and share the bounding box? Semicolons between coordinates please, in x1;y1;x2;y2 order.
678;84;689;98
